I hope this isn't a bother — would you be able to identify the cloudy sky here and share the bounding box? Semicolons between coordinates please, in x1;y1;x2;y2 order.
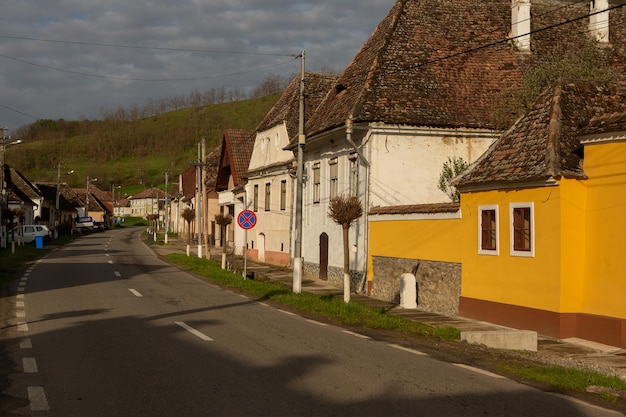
0;0;393;132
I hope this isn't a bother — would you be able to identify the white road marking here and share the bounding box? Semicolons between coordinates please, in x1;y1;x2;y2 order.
17;294;24;299
16;310;25;318
175;321;214;341
453;363;506;379
342;330;370;339
114;271;121;277
17;322;29;331
23;357;38;373
128;289;143;297
258;302;270;307
278;309;296;316
17;286;25;293
305;319;328;326
16;301;24;307
238;294;249;299
108;260;113;264
388;344;428;356
27;386;50;411
20;338;32;349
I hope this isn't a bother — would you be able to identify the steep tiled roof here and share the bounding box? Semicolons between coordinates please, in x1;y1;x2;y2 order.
305;0;626;138
581;111;626;136
256;72;337;138
204;146;221;190
216;129;255;190
456;81;626;189
35;183;76;212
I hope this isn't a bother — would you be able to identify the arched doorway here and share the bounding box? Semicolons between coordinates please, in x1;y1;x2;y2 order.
319;233;328;280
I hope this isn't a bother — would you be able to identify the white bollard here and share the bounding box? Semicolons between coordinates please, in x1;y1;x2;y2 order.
399;273;417;309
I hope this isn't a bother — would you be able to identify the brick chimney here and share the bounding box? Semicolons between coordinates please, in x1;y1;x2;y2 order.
590;0;610;43
511;0;531;52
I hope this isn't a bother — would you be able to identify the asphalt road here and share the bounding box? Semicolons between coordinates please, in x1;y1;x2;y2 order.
0;228;622;416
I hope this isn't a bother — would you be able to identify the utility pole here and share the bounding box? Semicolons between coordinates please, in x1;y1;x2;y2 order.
85;176;97;217
164;172;169;244
293;50;305;294
0;127;8;249
196;142;203;258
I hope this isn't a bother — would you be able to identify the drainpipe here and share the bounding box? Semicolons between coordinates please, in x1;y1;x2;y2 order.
346;115;371;294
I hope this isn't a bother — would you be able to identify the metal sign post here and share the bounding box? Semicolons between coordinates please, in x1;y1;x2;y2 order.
237;210;257;279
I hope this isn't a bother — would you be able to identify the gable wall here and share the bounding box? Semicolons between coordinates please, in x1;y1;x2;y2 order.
368;128;497;207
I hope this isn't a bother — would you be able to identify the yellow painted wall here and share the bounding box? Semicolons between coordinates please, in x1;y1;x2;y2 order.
581;141;626;319
367;217;462;282
459;188;566;312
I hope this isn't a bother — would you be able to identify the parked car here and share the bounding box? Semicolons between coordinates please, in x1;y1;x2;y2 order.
93;221;106;232
75;216;95;233
13;225;52;244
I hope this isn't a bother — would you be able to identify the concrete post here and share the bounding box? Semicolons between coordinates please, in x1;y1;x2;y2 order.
399;273;417;309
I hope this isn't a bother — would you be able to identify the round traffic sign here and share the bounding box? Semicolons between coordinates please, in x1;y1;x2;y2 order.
237;209;257;230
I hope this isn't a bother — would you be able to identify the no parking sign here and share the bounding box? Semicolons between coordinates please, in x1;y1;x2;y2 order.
237;209;257;230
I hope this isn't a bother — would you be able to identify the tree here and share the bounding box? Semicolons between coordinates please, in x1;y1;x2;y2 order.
328;195;363;303
181;208;195;244
215;212;233;269
437;157;467;202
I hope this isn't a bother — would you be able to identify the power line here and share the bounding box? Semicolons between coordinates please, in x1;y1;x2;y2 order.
0;103;39;120
0;34;297;58
0;53;296;82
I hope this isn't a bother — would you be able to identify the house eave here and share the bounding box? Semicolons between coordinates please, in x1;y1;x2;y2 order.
458;177;560;193
580;132;626;145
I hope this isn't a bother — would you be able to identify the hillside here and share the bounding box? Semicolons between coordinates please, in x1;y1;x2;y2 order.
4;93;281;194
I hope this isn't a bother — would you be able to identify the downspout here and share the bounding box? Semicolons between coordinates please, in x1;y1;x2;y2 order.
346;114;371;294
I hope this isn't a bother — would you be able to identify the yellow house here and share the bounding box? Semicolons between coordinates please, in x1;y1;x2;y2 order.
368;82;626;347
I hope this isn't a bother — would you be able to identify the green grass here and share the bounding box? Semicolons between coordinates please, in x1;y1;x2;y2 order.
499;363;626;395
164;253;460;340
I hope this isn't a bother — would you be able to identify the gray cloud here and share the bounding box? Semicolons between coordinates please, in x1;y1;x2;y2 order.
0;0;392;131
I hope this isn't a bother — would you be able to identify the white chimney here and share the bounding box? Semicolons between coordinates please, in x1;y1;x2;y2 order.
590;0;610;43
511;0;531;52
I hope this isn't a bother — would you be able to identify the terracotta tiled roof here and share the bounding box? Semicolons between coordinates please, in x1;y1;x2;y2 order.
132;187;166;199
370;202;460;215
581;111;626;136
304;0;626;138
216;129;255;190
257;72;337;139
180;165;196;200
456;81;626;189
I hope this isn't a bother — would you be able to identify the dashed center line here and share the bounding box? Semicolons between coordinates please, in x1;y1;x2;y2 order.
27;386;50;411
342;330;370;339
17;322;29;332
388;344;428;356
128;289;143;297
23;357;38;373
453;363;506;379
114;271;121;277
175;321;214;341
20;338;32;349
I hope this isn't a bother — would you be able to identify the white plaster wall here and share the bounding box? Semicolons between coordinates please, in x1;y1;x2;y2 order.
246;172;293;256
301;135;367;276
248;123;293;171
367;127;497;207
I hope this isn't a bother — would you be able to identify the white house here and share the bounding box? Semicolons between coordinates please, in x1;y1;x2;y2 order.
244;72;336;266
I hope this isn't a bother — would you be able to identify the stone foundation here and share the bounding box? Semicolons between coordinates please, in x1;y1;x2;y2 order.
371;256;461;316
303;262;363;291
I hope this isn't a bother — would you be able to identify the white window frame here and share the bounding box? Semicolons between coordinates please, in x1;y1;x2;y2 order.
509;202;535;257
478;204;499;256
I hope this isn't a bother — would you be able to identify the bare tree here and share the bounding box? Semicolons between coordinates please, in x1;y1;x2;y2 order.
328;195;363;303
215;212;233;268
181;208;195;245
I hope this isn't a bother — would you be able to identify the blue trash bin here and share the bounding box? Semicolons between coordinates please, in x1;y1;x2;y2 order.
35;236;44;249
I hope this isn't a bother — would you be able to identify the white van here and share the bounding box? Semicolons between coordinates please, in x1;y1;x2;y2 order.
75;216;95;233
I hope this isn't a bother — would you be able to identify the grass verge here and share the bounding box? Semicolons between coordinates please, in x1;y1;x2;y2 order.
164;253;460;340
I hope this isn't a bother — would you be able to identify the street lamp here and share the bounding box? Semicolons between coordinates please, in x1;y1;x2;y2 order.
85;176;97;217
1;128;21;249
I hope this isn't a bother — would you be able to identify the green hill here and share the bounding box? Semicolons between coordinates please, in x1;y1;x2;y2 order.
5;93;281;195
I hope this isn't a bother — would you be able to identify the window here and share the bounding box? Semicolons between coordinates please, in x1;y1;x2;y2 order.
280;180;287;211
329;158;338;199
510;203;534;257
253;184;259;212
478;205;499;255
349;154;358;197
264;183;271;211
313;163;320;203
